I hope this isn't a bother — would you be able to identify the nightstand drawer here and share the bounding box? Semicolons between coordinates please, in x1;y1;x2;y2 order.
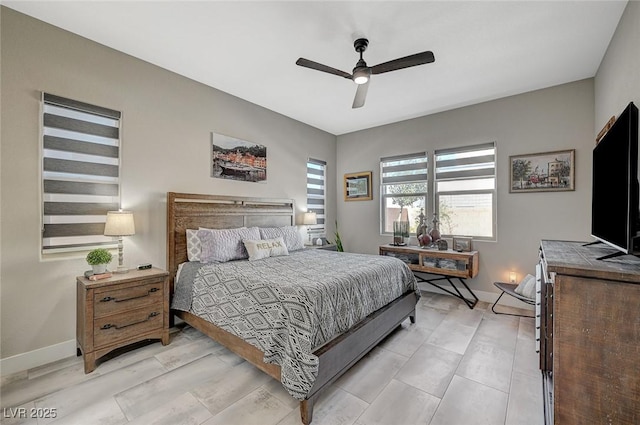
94;279;164;318
93;306;163;348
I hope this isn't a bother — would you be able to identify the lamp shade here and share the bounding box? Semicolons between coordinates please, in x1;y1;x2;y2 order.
104;211;135;236
302;211;317;226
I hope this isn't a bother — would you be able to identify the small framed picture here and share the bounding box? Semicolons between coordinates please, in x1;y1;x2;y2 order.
344;171;373;201
453;236;473;252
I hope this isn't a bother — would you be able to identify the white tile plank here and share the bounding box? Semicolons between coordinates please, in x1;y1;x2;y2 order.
395;343;462;398
115;354;228;420
354;379;439;425
429;375;508;425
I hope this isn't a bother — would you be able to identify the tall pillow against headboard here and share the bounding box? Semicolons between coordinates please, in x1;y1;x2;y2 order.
197;227;261;263
260;226;305;251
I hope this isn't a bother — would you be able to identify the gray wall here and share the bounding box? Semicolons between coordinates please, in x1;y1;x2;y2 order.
336;80;595;297
595;0;640;128
0;8;336;364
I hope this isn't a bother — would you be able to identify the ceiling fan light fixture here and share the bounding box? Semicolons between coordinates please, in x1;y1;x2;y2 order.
295;37;434;108
353;68;370;85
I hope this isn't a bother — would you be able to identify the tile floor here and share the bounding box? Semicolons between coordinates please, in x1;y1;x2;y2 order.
0;292;543;425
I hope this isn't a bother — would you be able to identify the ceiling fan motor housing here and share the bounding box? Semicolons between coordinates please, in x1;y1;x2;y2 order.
354;38;369;53
352;39;370;84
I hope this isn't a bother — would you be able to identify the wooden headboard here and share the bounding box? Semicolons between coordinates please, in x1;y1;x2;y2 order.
166;192;295;290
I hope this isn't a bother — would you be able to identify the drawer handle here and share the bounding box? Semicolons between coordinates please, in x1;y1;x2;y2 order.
100;312;160;330
100;287;160;303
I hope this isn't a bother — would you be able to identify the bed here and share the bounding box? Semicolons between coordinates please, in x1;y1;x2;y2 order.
166;192;419;424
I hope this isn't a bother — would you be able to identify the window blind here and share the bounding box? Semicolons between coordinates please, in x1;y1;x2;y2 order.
41;93;122;252
306;158;326;235
381;152;428;185
435;142;496;181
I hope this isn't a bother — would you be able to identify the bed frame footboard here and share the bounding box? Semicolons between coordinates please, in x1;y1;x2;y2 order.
300;290;418;424
175;291;418;424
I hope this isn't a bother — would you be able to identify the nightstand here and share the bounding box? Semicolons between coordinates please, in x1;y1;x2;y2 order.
76;267;169;373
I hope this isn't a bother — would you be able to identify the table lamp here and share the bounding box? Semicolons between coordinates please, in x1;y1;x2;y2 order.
302;211;317;244
104;210;135;273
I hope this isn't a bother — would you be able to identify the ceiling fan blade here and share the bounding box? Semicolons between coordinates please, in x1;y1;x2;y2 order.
296;58;352;80
370;51;435;75
352;81;369;109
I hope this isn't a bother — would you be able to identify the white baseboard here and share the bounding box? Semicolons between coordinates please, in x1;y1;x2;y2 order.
419;284;534;310
0;339;76;376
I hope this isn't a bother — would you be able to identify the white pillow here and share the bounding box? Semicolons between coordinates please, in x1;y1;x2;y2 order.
514;274;536;299
243;237;289;261
259;226;305;251
186;229;201;261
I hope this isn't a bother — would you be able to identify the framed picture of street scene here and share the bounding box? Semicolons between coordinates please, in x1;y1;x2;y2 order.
211;133;266;183
509;149;575;193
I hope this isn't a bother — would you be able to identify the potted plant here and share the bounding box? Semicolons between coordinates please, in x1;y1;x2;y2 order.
86;248;113;274
333;220;344;252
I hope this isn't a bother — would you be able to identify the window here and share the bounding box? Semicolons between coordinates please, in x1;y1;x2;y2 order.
41;93;122;253
380;152;428;235
434;142;496;240
306;158;326;238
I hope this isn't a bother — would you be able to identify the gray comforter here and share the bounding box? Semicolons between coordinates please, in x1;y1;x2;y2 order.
172;249;418;400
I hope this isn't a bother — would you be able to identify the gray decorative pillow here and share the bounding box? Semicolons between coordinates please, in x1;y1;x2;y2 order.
243;237;289;261
259;226;305;251
197;227;260;263
514;274;536;299
186;229;201;262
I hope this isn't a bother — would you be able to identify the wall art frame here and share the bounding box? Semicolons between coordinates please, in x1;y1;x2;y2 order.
344;171;372;201
211;132;267;183
509;149;575;193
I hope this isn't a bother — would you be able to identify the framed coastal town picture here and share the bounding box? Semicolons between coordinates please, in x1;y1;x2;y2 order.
211;133;267;183
509;149;575;193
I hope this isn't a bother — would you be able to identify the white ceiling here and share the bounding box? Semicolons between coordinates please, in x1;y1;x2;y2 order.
4;1;628;135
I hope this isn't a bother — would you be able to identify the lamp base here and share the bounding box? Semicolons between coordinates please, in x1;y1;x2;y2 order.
113;265;129;274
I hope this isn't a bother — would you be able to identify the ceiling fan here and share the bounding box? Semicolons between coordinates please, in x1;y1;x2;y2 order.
296;38;435;109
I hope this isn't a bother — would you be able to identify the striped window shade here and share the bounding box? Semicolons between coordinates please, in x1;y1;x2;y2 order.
434;142;496;181
41;93;122;253
306;158;326;236
434;142;497;240
380;152;429;185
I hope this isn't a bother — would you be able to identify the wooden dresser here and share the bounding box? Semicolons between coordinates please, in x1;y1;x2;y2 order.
76;267;170;373
538;240;640;424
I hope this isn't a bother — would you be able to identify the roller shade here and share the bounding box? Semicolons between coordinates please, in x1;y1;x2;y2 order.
435;142;495;181
42;92;122;252
306;158;326;234
381;152;428;185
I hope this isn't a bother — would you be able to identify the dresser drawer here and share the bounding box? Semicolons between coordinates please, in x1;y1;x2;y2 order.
94;279;164;318
93;306;163;348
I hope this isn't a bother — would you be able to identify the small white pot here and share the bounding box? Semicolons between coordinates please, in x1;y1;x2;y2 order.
92;264;107;274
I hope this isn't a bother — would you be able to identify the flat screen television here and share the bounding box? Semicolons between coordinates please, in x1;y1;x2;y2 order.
591;101;639;259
